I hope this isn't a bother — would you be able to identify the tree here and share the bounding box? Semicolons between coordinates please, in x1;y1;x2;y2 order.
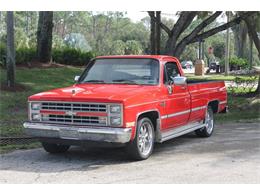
155;11;161;54
232;21;248;59
148;11;161;54
148;11;156;54
125;40;142;55
211;40;225;60
110;40;126;55
148;11;257;57
244;14;260;94
244;15;260;59
6;11;15;87
37;11;53;63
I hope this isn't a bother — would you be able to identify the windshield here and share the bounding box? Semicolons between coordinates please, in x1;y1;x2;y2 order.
79;58;160;85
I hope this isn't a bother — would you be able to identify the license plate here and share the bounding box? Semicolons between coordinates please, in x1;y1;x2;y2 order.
59;129;79;139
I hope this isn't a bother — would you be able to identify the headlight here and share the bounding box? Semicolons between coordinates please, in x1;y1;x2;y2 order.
110;105;121;113
110;116;121;126
31;113;41;121
31;102;41;110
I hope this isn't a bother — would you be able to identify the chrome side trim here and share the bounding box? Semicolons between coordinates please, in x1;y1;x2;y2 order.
126;100;165;108
159;121;205;142
160;105;206;119
161;115;167;119
219;101;227;104
167;109;190;118
191;106;207;112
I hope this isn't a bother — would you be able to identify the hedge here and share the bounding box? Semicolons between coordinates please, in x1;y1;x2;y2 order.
0;45;94;66
52;47;94;66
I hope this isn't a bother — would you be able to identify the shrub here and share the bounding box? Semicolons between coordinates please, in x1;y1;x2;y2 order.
230;57;249;70
16;47;37;64
0;46;94;67
228;76;258;95
0;44;6;67
52;47;94;66
0;46;37;66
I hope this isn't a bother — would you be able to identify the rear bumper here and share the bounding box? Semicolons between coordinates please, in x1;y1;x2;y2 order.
23;122;132;144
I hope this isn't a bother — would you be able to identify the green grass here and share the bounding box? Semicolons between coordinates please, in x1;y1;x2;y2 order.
216;95;260;123
0;142;41;154
0;67;83;137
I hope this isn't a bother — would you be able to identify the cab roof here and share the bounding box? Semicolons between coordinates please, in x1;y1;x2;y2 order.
95;55;178;61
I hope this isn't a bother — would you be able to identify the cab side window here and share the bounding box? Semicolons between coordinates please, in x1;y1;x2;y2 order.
164;62;181;84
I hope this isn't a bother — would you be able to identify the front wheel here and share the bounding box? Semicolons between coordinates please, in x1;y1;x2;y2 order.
41;142;70;153
126;117;155;160
195;107;214;137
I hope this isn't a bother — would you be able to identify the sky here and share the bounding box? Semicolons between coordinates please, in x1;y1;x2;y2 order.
126;11;178;22
126;11;226;23
126;11;148;22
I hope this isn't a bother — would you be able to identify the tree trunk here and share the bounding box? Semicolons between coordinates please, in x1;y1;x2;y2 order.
232;21;248;58
37;11;53;63
165;12;198;56
148;11;156;54
244;17;260;59
255;76;260;95
249;36;253;68
26;11;29;36
6;11;15;88
155;11;161;54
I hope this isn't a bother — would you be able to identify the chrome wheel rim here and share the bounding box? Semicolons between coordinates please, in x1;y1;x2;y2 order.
205;110;214;134
138;122;153;156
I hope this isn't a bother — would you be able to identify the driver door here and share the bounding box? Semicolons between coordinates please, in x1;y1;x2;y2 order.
164;62;191;130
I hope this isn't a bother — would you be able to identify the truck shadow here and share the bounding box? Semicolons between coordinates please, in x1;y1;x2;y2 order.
0;133;199;174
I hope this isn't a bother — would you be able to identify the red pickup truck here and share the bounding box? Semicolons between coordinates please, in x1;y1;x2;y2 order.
24;55;227;160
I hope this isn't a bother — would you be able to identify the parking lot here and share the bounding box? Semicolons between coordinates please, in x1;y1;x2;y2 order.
0;122;259;183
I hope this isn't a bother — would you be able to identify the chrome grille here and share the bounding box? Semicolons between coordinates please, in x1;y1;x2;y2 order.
39;102;108;126
41;102;107;112
42;115;102;125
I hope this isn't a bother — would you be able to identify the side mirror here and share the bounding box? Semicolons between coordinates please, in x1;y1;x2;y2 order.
173;76;187;86
74;75;80;82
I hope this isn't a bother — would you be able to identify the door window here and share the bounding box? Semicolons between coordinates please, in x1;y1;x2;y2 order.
164;62;181;84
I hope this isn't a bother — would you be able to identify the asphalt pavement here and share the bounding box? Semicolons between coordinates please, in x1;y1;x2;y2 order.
0;122;259;183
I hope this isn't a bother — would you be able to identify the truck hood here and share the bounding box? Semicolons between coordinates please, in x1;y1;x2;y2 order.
29;84;161;104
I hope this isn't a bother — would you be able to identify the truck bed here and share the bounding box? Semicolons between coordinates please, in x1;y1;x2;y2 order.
187;79;223;85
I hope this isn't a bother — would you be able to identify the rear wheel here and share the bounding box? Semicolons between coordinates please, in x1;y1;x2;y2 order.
195;107;214;137
126;117;155;160
41;142;70;153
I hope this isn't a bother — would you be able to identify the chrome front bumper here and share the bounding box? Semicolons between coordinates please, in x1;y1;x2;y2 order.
23;122;132;143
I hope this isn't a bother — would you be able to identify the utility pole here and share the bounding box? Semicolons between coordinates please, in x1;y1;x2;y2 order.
225;12;231;76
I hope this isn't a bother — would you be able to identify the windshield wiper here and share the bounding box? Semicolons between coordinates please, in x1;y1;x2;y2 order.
83;80;105;83
112;79;137;84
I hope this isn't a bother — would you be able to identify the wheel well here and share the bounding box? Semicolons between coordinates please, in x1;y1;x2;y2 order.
208;100;219;113
137;111;159;131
